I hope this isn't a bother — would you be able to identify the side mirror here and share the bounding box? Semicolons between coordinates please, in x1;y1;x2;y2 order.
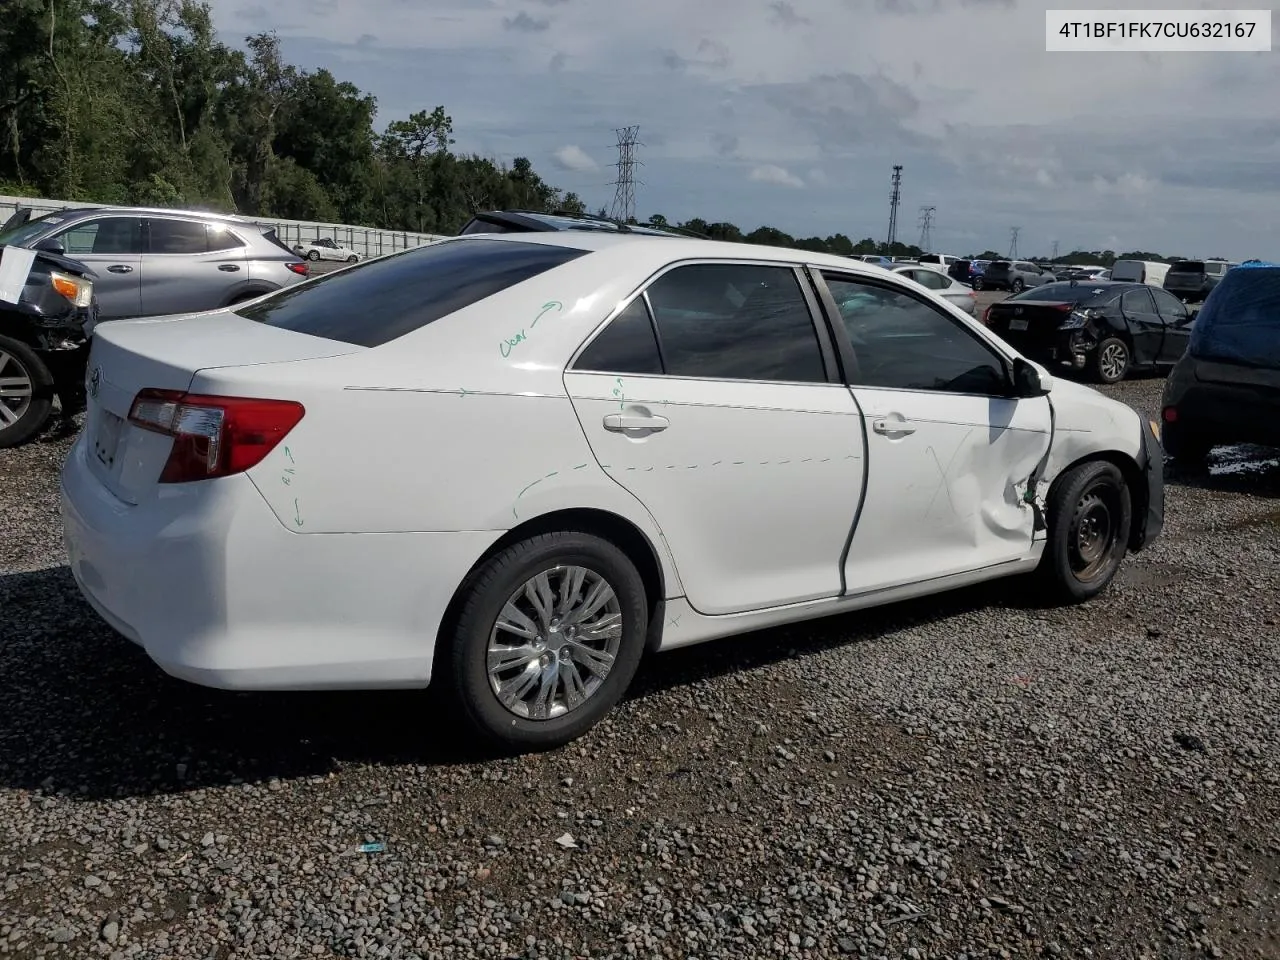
34;237;65;255
1013;357;1052;397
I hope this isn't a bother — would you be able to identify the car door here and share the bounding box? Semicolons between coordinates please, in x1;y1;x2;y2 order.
1119;287;1162;364
141;216;247;315
1150;287;1193;362
563;260;866;616
46;216;143;319
812;268;1052;595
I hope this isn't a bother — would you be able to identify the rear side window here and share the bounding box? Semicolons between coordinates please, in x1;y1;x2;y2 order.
147;218;209;254
644;263;826;383
574;298;664;374
237;238;587;347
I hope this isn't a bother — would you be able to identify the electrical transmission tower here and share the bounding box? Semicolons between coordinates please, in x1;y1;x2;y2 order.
1051;239;1059;260
918;205;936;252
609;126;642;223
886;165;903;248
1008;226;1021;259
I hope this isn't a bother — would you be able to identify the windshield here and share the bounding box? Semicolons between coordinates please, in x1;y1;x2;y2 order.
0;212;64;247
1009;282;1108;303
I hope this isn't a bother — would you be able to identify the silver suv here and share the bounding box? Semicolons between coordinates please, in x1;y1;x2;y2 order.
0;206;309;322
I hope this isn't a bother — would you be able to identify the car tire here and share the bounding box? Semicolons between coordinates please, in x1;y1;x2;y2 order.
346;255;358;263
442;530;649;752
1036;460;1132;604
0;335;55;449
307;250;320;261
1090;337;1130;383
975;277;985;291
1011;279;1025;294
1161;421;1211;470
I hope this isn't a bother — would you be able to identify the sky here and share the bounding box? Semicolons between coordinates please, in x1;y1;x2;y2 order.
208;0;1280;260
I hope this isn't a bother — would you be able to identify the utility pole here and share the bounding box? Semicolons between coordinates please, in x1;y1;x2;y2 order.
918;205;935;252
1008;226;1021;259
886;165;903;248
609;126;642;223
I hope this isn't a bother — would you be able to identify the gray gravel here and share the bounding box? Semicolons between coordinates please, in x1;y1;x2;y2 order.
3;331;1280;959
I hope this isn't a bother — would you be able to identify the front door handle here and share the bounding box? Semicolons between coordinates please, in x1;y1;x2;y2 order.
218;264;241;272
603;413;670;433
872;417;916;436
106;264;133;274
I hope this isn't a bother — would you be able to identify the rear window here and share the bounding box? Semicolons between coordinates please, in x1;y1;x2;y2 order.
1170;261;1205;274
1009;282;1108;304
236;238;588;347
988;261;1010;270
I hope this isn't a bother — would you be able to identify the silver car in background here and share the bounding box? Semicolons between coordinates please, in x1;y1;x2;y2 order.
0;206;310;323
891;263;980;315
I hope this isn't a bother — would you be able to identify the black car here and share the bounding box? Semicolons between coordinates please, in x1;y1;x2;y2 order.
1161;262;1280;466
458;209;706;238
0;245;98;447
984;280;1194;384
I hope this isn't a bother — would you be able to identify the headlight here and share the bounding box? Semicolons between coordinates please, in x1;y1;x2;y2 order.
1058;310;1089;330
49;271;94;308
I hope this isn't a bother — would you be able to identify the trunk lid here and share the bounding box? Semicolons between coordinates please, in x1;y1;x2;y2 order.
83;310;359;504
985;299;1076;354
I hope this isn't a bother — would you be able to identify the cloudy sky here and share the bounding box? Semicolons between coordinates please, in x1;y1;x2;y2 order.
209;0;1279;260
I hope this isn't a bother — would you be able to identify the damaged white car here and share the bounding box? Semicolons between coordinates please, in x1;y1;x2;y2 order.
61;233;1164;751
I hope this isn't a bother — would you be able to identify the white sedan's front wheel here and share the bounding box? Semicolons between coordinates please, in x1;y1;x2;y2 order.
443;531;648;751
1036;460;1132;604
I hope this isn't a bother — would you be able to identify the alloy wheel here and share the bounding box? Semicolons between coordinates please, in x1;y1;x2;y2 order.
486;564;623;721
0;349;34;431
1099;341;1128;381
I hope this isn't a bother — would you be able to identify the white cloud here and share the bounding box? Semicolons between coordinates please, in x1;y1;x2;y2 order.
552;145;599;173
748;164;805;189
209;0;1280;259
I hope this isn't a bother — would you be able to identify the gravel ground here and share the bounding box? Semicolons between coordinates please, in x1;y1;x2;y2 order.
3;316;1280;960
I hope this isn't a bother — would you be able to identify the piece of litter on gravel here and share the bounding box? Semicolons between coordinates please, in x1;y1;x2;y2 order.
357;842;386;854
554;833;578;849
1173;733;1207;753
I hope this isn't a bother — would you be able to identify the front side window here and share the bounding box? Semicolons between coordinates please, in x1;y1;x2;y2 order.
54;217;144;256
237;238;588;347
643;263;826;383
822;273;1009;395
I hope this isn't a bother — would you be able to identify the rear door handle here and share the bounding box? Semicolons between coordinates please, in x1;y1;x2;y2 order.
603;413;670;433
872;417;916;436
218;264;241;272
106;264;133;274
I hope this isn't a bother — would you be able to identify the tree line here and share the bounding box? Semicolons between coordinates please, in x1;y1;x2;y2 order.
0;1;1200;265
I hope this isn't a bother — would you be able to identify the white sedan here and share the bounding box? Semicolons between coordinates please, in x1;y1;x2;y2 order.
892;263;980;314
61;234;1164;750
294;237;360;263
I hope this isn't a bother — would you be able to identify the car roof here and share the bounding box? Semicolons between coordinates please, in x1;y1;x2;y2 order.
468;231;907;276
463;209;697;238
51;205;252;225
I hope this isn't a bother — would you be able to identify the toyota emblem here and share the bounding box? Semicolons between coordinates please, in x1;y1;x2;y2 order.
88;367;101;399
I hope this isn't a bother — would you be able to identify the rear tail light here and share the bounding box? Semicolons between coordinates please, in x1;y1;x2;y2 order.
1162;406;1178;423
982;305;993;325
286;262;309;276
128;389;305;483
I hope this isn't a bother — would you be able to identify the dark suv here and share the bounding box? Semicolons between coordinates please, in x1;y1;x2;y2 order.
1161;262;1280;465
1163;259;1239;303
459;210;705;238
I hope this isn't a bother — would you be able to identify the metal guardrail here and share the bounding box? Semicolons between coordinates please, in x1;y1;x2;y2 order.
0;195;450;260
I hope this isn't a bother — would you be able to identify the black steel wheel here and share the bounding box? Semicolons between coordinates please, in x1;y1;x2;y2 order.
1035;460;1132;603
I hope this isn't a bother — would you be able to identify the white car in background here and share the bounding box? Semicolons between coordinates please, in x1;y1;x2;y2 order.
891;263;980;315
293;237;360;263
61;233;1164;751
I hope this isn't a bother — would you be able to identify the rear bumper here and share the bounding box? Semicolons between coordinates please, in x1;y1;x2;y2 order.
60;437;499;690
1165;383;1280;449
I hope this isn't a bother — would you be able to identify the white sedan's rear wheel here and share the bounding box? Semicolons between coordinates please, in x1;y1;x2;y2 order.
444;531;648;750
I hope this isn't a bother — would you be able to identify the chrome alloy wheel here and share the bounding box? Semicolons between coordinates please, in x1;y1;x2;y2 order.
486;565;623;721
0;349;34;431
1098;341;1128;381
